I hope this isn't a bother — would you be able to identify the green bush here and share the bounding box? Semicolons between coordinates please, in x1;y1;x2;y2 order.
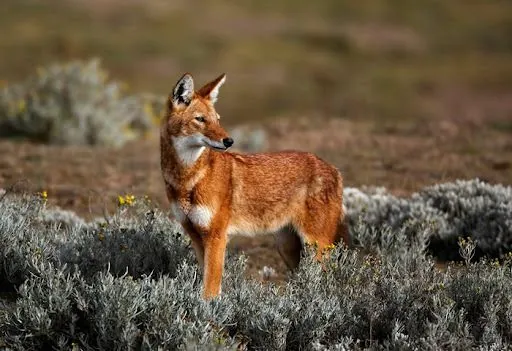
1;179;511;350
0;59;165;146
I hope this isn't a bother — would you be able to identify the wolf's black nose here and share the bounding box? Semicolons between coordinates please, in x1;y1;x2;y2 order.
222;138;234;148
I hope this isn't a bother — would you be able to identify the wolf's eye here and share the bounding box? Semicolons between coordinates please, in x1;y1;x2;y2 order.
195;116;206;123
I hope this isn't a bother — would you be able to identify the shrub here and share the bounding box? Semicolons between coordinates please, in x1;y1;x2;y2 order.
344;179;512;260
1;179;512;350
229;125;268;152
0;193;190;289
0;59;165;146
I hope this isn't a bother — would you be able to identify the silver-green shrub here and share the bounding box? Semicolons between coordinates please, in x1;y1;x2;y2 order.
0;193;190;289
345;179;512;260
0;59;164;146
1;179;512;350
229;125;268;152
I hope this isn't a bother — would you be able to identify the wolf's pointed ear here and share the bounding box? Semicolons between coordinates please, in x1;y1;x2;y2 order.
170;73;194;109
197;73;226;104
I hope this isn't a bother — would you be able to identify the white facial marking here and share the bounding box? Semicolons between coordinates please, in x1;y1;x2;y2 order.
170;201;186;223
171;134;205;166
188;205;213;228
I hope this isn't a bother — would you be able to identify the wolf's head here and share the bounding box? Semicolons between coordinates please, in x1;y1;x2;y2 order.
162;73;233;166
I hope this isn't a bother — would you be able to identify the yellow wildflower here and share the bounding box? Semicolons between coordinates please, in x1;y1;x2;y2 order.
126;194;135;205
118;194;135;206
38;190;48;203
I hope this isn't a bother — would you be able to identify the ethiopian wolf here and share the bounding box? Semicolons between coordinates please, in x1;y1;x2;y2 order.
161;73;348;298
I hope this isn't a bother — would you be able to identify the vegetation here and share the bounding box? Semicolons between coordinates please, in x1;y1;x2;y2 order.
0;59;164;146
1;180;511;350
346;179;512;260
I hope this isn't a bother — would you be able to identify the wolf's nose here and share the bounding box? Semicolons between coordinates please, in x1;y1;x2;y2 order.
222;138;234;148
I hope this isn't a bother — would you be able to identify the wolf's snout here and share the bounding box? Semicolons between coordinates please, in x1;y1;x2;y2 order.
222;138;234;148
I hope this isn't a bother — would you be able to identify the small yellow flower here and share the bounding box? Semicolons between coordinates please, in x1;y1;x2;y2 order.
98;232;105;241
38;190;48;202
126;194;135;205
118;194;135;206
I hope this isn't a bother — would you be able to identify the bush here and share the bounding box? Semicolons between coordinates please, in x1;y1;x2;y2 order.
344;179;512;261
1;179;512;350
0;59;165;146
0;193;190;289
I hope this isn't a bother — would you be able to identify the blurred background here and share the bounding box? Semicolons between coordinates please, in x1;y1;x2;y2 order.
0;0;511;216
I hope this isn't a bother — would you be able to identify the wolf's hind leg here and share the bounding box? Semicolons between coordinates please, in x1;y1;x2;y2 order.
275;226;303;270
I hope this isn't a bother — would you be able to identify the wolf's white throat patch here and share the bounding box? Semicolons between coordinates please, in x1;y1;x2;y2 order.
188;205;213;228
171;134;205;166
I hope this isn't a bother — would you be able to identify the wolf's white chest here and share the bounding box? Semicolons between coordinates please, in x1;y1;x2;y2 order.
170;200;214;229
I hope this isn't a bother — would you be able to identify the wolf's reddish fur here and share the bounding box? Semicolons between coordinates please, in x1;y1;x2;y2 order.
161;73;348;298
